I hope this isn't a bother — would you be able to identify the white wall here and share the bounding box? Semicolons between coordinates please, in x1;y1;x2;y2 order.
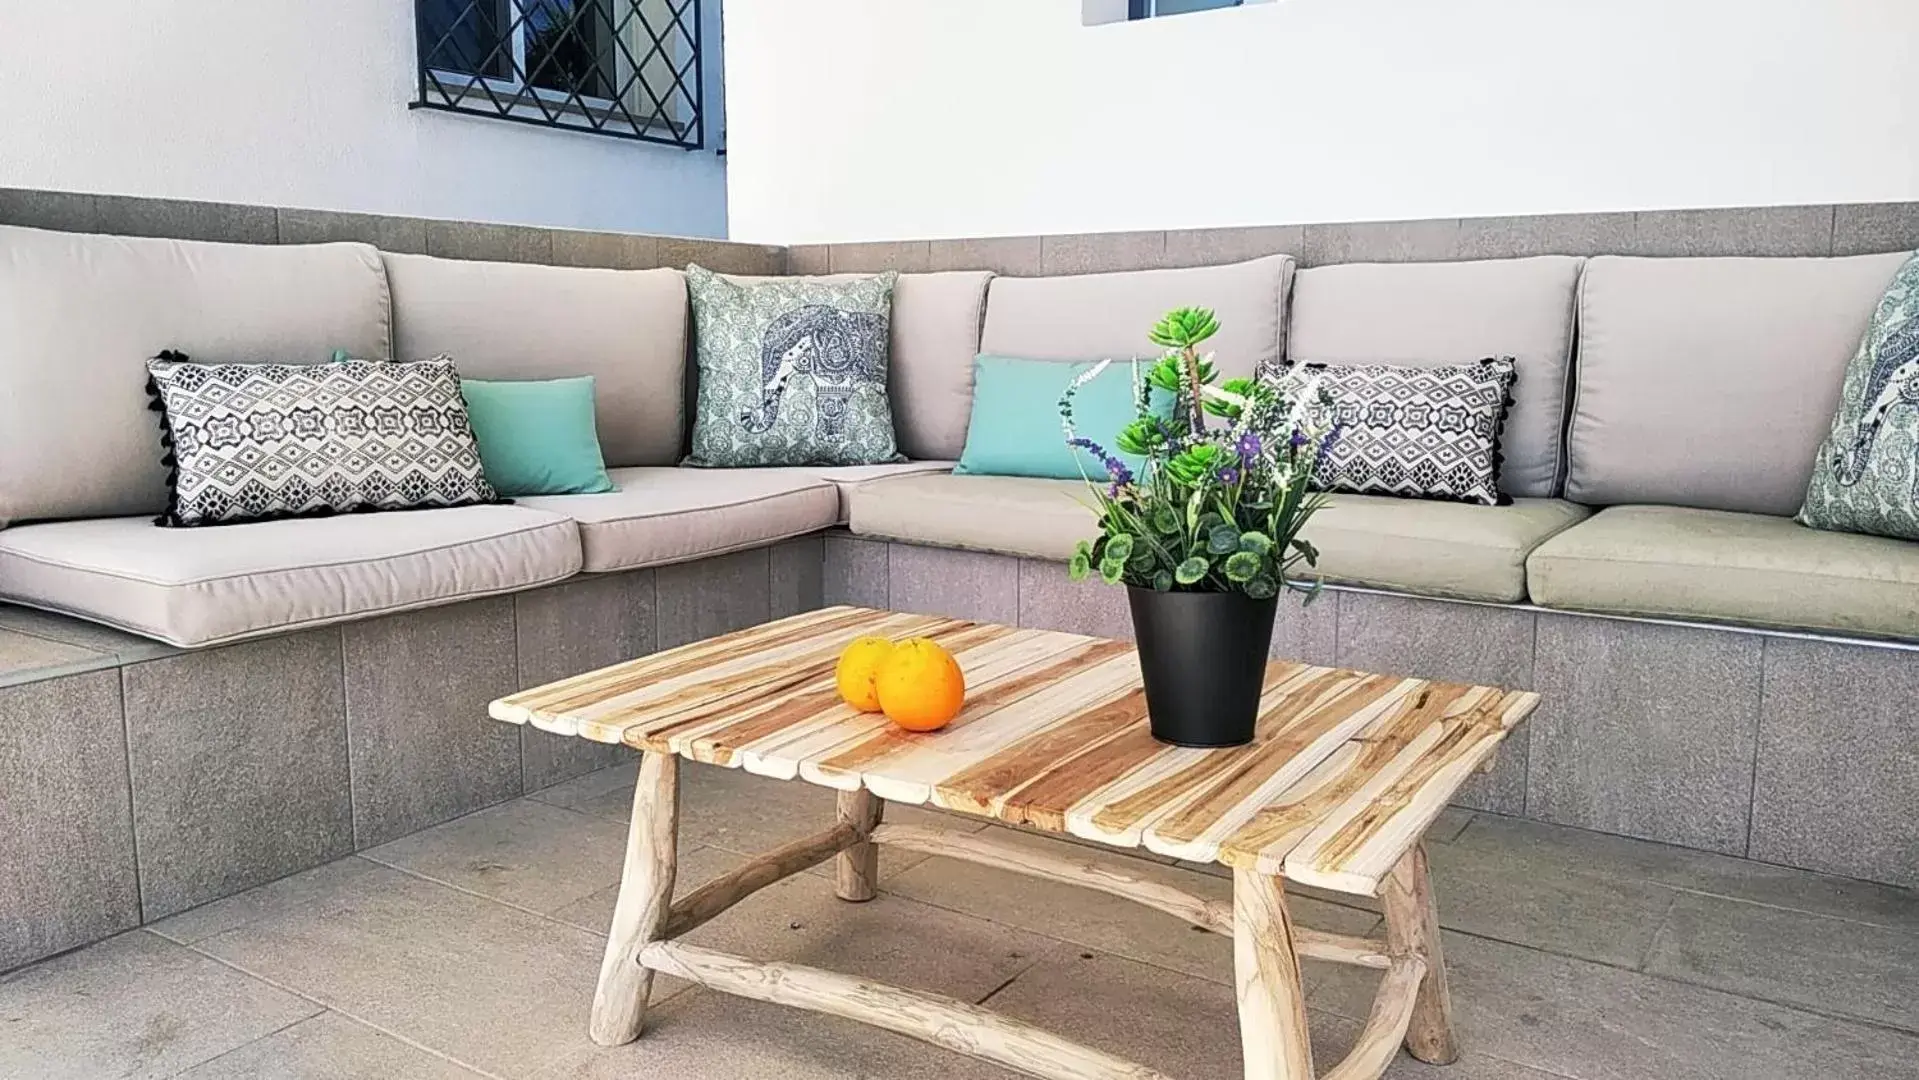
0;0;727;237
723;0;1919;244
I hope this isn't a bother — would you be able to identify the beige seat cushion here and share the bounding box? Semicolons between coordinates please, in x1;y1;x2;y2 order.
1527;505;1919;641
384;253;688;467
848;473;1099;560
768;461;957;524
0;506;580;648
518;467;840;572
1287;256;1582;499
1300;495;1589;603
847;473;1586;603
0;226;392;526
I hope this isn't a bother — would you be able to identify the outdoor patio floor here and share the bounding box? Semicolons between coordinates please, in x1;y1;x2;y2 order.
6;758;1918;1080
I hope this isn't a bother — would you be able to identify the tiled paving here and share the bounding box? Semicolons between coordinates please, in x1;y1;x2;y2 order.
5;762;1918;1080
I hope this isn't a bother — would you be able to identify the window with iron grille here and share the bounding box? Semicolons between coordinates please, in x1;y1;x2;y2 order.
413;0;704;149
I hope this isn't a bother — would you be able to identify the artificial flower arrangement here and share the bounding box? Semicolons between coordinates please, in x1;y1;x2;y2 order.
1062;306;1337;601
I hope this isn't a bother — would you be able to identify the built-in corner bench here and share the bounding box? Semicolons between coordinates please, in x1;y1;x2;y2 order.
2;207;1915;978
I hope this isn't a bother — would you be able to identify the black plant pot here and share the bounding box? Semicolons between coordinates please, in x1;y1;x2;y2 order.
1127;586;1278;748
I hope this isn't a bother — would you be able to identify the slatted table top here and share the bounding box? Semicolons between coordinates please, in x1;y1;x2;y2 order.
491;606;1537;896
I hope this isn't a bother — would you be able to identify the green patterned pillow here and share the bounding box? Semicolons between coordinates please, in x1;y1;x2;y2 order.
684;264;904;467
1799;252;1919;541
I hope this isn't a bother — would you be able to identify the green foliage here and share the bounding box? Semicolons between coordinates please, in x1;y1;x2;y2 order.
1060;306;1335;602
1165;443;1225;485
1148;307;1221;350
1113;417;1164;457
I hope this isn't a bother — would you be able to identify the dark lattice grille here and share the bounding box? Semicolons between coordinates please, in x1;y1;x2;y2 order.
413;0;704;148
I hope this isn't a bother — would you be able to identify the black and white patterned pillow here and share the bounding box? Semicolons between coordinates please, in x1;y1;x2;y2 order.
1268;358;1517;506
146;351;498;527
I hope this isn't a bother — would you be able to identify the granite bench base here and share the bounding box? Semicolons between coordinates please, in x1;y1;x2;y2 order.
5;530;1915;974
0;540;822;973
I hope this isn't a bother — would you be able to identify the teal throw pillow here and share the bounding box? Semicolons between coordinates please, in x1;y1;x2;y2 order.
955;356;1167;481
460;376;617;496
1799;252;1919;541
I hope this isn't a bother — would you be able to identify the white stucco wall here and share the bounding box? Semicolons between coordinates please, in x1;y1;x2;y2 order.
0;0;727;237
723;0;1919;244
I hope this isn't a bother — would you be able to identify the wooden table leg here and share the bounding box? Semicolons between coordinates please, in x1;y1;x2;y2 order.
1233;868;1314;1080
835;788;883;902
1380;844;1458;1065
590;750;680;1047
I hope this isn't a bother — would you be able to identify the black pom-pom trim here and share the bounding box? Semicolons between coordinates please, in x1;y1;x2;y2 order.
1479;356;1519;508
147;350;191;528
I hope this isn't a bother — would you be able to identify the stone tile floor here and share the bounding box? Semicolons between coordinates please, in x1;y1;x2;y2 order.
6;761;1918;1080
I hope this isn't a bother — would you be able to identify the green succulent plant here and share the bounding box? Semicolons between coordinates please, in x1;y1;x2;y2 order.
1060;307;1337;602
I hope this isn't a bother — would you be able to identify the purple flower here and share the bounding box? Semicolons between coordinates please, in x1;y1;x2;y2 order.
1313;424;1344;472
1069;436;1134;487
1288;430;1308;450
1218;465;1242;485
1236;432;1263;462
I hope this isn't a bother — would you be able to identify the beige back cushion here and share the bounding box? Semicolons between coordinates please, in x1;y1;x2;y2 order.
980;254;1295;382
734;270;993;462
385;253;688;468
1567;253;1907;515
1286;256;1582;500
0;225;391;526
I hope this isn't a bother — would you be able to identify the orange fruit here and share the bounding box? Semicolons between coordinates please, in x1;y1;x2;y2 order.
835;636;895;712
875;638;967;732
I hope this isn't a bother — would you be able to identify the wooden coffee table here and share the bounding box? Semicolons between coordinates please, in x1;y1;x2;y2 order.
490;606;1537;1080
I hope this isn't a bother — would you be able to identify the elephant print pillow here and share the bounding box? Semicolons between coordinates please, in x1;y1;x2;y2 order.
684;265;905;467
1800;251;1919;542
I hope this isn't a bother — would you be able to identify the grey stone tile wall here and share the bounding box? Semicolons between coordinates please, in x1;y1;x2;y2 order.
1040;230;1165;274
1528;615;1763;855
830;241;931;274
9;185;1917;282
122;631;353;920
887;544;1020;624
95;194;279;244
277;207;428;253
423;219;553;264
548;228;662;270
0;187;99;233
785;244;831;275
0;627;118;689
816;200;1919;274
0;187;780;275
769;536;826;619
656;548;775;649
0;670;138;972
1162;224;1305;268
0;548;789;972
658;235;783;276
343;599;525;848
823;534;890;609
1750;637;1919;888
1833;202;1919;256
515;572;656;792
927;236;1044;275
